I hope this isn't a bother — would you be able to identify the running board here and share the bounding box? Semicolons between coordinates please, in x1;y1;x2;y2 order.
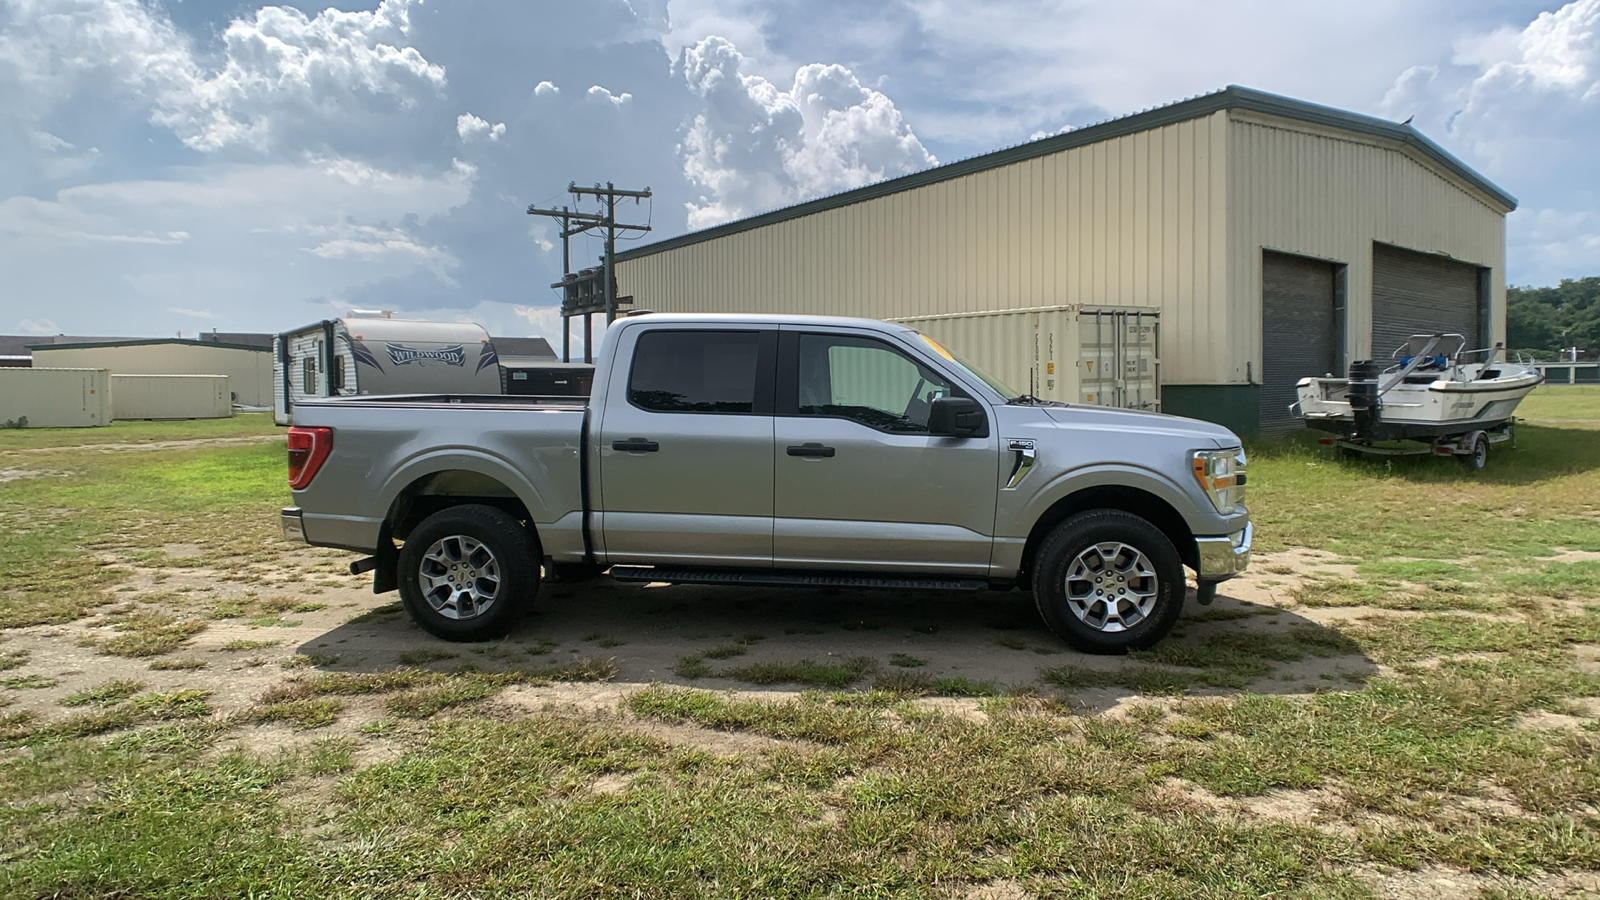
609;566;990;592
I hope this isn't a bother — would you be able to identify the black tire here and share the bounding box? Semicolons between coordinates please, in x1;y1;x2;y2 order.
397;504;540;641
1461;434;1489;472
1031;510;1185;654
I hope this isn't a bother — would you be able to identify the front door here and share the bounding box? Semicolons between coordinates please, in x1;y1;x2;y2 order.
597;327;777;566
772;328;1000;574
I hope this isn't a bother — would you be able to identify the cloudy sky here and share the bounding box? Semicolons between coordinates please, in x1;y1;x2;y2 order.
2;0;1597;346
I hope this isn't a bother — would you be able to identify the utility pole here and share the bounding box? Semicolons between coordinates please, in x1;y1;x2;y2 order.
528;182;650;364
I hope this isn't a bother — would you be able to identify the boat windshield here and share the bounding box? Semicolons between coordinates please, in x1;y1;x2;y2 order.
915;333;1018;399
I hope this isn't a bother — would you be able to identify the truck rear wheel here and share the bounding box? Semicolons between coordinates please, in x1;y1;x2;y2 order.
398;504;540;641
1032;510;1184;654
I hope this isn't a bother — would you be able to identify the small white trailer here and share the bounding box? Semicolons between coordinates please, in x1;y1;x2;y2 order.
274;317;501;425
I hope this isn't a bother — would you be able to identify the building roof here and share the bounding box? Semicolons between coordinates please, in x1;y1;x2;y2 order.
199;332;273;349
28;337;269;353
617;85;1517;263
490;336;556;360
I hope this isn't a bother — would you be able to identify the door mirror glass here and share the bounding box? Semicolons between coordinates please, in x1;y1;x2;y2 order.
928;396;988;437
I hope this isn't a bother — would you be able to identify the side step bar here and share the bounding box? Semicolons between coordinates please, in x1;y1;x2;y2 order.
610;566;990;592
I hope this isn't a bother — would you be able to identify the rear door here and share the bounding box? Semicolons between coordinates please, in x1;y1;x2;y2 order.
596;326;777;566
772;327;1000;574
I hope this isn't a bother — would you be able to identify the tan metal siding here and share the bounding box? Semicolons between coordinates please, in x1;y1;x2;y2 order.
619;112;1233;384
1227;112;1507;373
0;368;112;427
32;344;272;406
111;375;233;420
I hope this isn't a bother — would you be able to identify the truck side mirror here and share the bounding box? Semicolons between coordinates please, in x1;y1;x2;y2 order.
928;396;988;438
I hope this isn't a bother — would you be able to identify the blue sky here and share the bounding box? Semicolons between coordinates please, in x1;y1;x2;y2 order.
2;0;1597;348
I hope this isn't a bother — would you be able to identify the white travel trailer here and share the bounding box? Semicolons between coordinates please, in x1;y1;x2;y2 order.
274;317;502;425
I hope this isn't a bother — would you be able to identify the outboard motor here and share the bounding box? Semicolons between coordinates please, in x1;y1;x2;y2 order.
1347;359;1382;440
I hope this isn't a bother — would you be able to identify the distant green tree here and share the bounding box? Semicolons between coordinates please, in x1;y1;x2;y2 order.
1506;276;1600;357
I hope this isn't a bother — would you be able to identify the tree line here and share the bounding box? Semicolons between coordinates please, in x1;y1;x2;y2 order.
1507;276;1599;358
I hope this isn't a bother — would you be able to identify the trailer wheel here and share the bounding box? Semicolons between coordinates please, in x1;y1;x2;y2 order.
1032;510;1185;654
398;504;540;641
1461;433;1489;472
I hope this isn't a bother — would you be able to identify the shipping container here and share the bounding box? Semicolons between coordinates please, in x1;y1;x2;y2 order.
274;317;501;424
112;374;233;420
0;368;112;427
887;306;1160;410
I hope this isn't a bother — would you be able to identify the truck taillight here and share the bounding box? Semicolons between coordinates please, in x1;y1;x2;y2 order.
286;427;333;490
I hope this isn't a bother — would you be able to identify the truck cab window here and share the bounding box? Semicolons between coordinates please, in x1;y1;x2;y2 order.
628;330;760;413
796;333;953;432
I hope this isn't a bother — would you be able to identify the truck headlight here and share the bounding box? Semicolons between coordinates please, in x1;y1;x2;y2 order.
1192;448;1247;514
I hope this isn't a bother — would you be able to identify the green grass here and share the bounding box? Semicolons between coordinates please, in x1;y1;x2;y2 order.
3;390;1600;896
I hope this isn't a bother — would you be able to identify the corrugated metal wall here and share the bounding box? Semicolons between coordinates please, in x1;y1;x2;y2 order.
33;344;273;406
619;112;1231;384
1226;111;1508;369
112;375;233;420
0;368;112;427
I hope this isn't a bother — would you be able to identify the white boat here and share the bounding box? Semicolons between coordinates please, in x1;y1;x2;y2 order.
1293;334;1542;464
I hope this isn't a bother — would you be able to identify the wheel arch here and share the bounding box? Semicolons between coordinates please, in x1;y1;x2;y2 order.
380;456;543;543
1019;484;1198;580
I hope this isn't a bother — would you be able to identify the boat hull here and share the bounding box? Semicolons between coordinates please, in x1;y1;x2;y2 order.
1295;372;1540;442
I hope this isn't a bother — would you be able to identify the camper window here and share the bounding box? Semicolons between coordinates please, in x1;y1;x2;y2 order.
302;358;315;394
331;357;345;391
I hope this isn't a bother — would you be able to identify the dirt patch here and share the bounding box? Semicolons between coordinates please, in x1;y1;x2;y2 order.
0;467;62;482
959;880;1035;900
7;435;283;455
1357;864;1600;900
1517;710;1588;731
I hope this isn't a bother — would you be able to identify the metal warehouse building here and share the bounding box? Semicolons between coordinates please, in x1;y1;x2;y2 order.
615;86;1515;434
31;338;274;408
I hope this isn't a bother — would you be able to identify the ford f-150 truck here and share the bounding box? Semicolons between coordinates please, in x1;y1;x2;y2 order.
280;314;1250;653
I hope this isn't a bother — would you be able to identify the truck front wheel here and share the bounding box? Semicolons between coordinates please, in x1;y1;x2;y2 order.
1032;510;1184;654
397;505;540;641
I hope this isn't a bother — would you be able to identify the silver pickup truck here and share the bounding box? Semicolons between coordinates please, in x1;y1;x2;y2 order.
281;314;1250;653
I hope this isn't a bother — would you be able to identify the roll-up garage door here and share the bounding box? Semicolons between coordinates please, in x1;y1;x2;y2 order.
1371;244;1481;362
1261;251;1338;434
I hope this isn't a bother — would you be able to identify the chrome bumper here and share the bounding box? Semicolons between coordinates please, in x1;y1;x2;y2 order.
1195;521;1251;580
280;507;307;544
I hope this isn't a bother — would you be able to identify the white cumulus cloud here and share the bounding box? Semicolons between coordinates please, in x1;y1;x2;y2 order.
586;85;632;107
677;36;936;229
0;0;447;154
533;80;559;97
455;112;504;142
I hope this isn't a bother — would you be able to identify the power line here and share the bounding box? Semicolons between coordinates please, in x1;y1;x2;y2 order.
527;181;651;363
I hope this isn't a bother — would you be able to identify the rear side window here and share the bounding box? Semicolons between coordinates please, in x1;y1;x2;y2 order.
629;330;760;413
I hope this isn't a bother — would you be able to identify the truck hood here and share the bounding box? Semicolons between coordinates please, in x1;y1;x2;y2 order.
1037;405;1240;448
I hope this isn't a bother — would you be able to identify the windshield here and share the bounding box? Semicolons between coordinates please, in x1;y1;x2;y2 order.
916;333;1019;399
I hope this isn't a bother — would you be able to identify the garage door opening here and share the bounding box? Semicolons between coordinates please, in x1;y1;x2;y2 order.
1261;251;1343;434
1371;243;1485;361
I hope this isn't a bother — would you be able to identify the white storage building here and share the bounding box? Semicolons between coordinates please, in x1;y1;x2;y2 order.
615;86;1515;434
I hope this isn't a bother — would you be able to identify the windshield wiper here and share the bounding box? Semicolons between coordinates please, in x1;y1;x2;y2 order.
1008;393;1069;407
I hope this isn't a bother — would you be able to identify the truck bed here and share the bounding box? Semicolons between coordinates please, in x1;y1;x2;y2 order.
287;396;589;561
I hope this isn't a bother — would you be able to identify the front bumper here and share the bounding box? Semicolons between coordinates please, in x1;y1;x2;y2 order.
1195;521;1251;581
280;507;307;544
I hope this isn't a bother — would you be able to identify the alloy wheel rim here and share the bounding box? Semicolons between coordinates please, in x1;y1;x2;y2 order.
1063;541;1159;632
417;535;501;620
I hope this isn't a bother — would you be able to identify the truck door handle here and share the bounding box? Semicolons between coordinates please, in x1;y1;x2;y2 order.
787;443;835;458
612;439;659;453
